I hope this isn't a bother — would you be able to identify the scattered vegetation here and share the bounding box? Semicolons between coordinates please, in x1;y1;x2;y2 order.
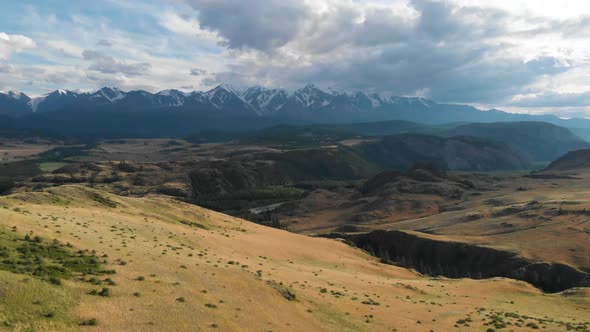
267;280;296;301
179;220;208;230
88;192;117;208
80;318;98;326
0;229;105;284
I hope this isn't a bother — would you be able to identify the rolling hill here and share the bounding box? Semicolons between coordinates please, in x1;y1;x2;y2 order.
443;122;590;162
0;185;588;331
545;148;590;171
191;121;588;166
357;134;531;171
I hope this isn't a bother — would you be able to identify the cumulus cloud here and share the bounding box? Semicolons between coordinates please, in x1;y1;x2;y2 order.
189;68;206;76
178;0;590;106
3;0;590;115
83;50;151;76
97;40;112;47
0;64;16;73
0;32;36;59
159;12;221;43
46;40;84;58
182;0;310;50
511;91;590;108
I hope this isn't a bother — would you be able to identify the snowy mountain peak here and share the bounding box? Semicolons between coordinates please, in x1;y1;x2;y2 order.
295;84;323;96
293;84;333;108
327;87;346;96
157;89;186;106
0;84;445;118
204;84;253;111
47;89;76;96
211;84;241;95
6;91;27;100
242;87;289;113
94;87;126;102
157;89;182;96
0;91;30;104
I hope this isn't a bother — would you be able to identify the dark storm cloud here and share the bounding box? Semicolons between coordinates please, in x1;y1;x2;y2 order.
182;0;588;105
83;50;151;76
183;0;309;51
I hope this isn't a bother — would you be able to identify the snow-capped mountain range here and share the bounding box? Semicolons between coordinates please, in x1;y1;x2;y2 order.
0;84;437;116
1;84;587;130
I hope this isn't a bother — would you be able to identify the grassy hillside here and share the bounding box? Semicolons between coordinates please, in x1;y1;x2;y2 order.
444;122;590;162
0;185;587;331
544;147;590;171
276;166;590;281
188;121;588;165
357;133;532;171
185;120;438;147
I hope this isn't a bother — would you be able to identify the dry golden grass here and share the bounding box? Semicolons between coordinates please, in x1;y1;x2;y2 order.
0;185;587;331
0;141;58;163
282;171;590;272
68;139;279;164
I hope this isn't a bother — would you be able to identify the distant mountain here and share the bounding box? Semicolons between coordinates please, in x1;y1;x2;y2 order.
442;122;590;162
357;134;531;171
213;121;585;163
545;148;590;171
3;85;590;136
0;91;31;116
569;128;590;142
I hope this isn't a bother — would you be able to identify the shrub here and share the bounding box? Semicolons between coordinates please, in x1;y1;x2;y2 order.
361;299;380;306
98;287;111;297
48;277;62;286
104;278;117;286
80;318;98;326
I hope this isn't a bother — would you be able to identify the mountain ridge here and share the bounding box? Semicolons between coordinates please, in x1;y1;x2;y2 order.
2;84;590;130
0;84;446;115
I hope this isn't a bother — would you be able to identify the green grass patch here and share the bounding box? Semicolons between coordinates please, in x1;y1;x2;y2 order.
249;186;306;199
39;162;69;173
0;270;78;330
179;220;209;230
0;228;104;284
88;192;117;208
314;303;364;332
38;144;94;162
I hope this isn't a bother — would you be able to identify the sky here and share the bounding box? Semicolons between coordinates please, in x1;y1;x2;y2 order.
1;0;590;117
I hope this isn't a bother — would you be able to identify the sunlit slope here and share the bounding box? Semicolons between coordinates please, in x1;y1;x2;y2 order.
0;185;587;331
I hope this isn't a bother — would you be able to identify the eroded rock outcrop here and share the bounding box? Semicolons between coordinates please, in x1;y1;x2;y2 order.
345;230;590;293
